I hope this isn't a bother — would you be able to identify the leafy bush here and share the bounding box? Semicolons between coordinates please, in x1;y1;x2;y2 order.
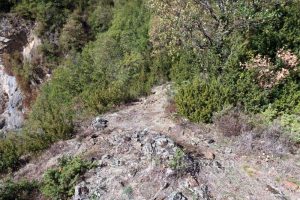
270;77;300;115
261;105;279;124
0;134;23;173
280;114;300;143
175;78;230;123
87;0;114;35
14;0;89;34
169;148;186;171
60;10;89;52
23;82;74;152
0;179;38;200
41;156;95;200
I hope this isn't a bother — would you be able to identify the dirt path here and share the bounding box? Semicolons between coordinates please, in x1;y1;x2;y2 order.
14;85;300;200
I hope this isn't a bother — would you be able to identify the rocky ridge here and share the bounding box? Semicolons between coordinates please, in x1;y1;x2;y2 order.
13;85;300;200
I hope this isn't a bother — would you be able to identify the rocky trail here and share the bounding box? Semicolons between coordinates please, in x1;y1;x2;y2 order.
14;85;300;200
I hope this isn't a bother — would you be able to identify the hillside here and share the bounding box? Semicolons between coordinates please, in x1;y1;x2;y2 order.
12;85;300;199
0;1;300;200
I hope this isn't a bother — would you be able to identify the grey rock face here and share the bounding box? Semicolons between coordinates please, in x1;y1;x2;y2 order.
91;117;108;130
168;192;188;200
0;14;34;132
0;59;24;131
72;129;204;200
73;184;89;200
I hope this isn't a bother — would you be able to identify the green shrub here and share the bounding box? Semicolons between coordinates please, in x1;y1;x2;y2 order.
281;114;300;143
225;70;271;113
171;49;221;85
170;51;201;85
175;78;230;123
60;10;89;52
87;0;114;35
122;186;133;199
261;105;279;124
271;78;300;115
169;148;186;171
14;0;89;34
0;179;38;200
0;134;23;173
41;156;95;200
23;82;74;152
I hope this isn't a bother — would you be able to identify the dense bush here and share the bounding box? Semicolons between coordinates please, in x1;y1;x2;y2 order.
22;82;74;152
281;114;300;143
0;179;38;200
0;134;23;173
59;10;89;52
170;1;300;126
175;78;230;123
14;0;89;33
41;156;95;200
87;0;114;35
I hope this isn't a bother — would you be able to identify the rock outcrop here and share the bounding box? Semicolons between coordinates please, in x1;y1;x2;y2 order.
0;60;23;131
0;14;34;132
12;85;300;200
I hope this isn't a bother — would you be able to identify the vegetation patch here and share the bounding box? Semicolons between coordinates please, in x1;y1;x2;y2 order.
0;179;39;200
41;156;95;200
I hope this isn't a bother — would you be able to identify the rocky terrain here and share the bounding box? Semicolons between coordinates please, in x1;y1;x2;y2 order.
0;3;299;199
0;54;23;131
13;85;300;200
0;14;40;132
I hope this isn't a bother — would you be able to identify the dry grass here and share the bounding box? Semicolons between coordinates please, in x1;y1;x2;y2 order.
165;99;177;115
2;51;40;109
214;108;252;137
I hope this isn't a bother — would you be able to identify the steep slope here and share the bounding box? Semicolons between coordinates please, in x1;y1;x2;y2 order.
14;85;300;200
0;14;32;131
0;14;44;132
0;55;23;130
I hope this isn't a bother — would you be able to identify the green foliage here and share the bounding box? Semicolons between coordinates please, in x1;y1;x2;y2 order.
0;134;21;173
248;1;300;56
0;179;38;200
87;0;114;35
0;1;152;175
59;10;89;52
175;78;229;123
224;70;270;113
169;1;300;124
262;105;278;124
15;0;89;33
271;77;300;115
169;148;186;171
122;186;133;199
41;156;95;200
23;81;74;152
37;0;151;115
281;114;300;143
2;0;300;180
